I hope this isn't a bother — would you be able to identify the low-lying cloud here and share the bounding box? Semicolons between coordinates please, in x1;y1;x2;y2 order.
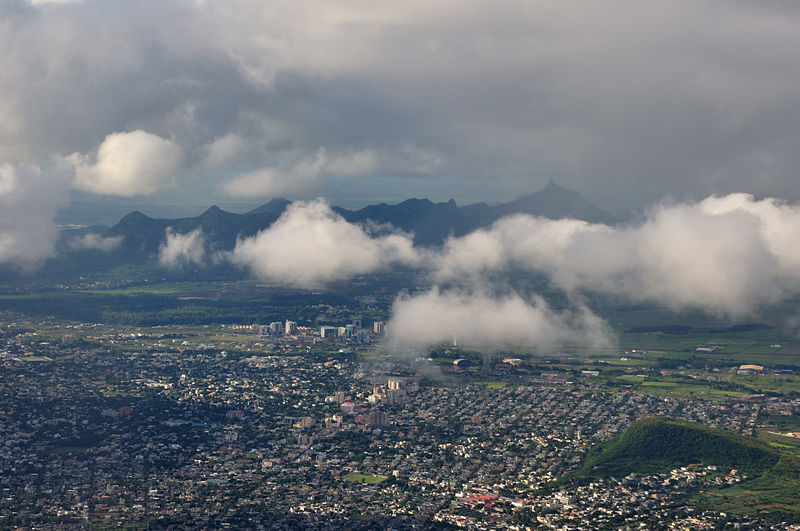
387;288;612;351
222;192;800;320
159;228;206;268
69;233;123;252
230;199;419;285
436;193;800;316
70;130;183;197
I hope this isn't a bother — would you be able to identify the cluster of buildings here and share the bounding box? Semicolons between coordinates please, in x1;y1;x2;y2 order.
438;466;778;530
0;318;798;528
257;320;297;337
254;318;386;345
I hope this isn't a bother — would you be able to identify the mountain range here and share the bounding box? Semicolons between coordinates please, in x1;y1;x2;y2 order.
15;180;615;283
76;180;614;253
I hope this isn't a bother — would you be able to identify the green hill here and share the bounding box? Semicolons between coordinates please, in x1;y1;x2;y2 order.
570;417;800;520
572;417;780;480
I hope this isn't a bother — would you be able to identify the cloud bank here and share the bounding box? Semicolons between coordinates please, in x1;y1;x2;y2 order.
383;192;800;350
69;233;123;252
230;199;419;285
387;288;612;351
435;193;800;316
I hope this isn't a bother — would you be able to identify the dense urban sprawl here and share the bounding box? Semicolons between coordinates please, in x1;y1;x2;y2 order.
1;317;799;529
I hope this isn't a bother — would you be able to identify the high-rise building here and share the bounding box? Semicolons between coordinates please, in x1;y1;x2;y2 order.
285;320;298;336
368;410;387;427
269;321;283;336
387;378;403;391
320;326;336;340
373;321;386;335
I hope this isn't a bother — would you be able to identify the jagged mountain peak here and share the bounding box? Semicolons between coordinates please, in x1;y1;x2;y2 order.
494;180;615;225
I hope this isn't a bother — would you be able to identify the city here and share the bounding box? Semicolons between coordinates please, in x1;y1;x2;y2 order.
2;313;799;528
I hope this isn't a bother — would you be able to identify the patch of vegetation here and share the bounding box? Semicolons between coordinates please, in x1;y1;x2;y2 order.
20;356;53;362
344;472;388;485
474;380;511;389
762;414;800;431
572;417;780;480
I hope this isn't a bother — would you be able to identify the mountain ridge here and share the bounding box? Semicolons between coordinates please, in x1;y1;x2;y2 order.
97;180;614;253
37;181;615;281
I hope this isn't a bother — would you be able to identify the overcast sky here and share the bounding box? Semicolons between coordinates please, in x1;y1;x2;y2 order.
3;0;800;223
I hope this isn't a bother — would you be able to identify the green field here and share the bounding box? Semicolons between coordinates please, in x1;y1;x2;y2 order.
79;281;228;296
20;356;53;362
474;380;512;389
343;472;387;484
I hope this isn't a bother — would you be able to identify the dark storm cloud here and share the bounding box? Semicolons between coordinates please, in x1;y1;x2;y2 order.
2;0;800;265
2;1;799;199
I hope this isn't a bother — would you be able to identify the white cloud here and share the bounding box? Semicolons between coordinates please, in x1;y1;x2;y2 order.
387;288;612;351
0;161;68;266
434;194;800;316
158;227;206;268
69;233;122;252
229;198;419;285
698;193;800;276
70;130;183;196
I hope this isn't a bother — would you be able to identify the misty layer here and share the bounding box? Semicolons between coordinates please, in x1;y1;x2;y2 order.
229;199;419;286
69;233;123;252
223;149;379;198
436;194;799;316
387;288;612;351
159;228;206;268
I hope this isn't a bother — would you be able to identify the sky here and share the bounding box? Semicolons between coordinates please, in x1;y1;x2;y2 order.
4;0;800;349
2;0;800;218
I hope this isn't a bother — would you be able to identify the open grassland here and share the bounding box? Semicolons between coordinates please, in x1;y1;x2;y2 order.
78;281;226;296
343;473;387;484
756;430;800;456
696;474;800;521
